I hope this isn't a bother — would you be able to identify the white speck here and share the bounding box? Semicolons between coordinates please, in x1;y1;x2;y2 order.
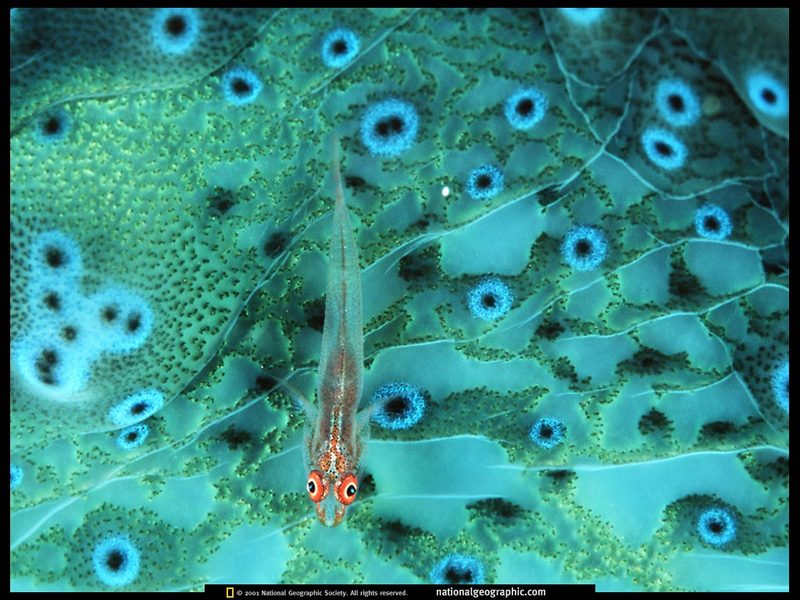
441;186;450;197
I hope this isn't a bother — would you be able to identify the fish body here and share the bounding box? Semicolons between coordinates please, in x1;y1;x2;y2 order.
303;144;367;527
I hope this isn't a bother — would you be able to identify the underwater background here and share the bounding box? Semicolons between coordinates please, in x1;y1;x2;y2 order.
10;8;788;591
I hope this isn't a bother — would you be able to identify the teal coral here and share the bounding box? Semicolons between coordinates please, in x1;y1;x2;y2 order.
151;8;202;56
664;9;789;138
10;8;276;134
11;7;788;592
92;534;141;587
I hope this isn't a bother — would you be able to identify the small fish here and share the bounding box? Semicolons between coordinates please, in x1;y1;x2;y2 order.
298;139;372;527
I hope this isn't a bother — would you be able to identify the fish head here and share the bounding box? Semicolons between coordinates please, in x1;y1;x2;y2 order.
306;468;358;527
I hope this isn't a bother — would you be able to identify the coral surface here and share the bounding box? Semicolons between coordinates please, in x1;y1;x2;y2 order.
11;8;788;591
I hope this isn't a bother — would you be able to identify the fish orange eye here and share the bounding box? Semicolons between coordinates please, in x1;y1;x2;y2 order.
335;473;358;505
307;470;326;503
